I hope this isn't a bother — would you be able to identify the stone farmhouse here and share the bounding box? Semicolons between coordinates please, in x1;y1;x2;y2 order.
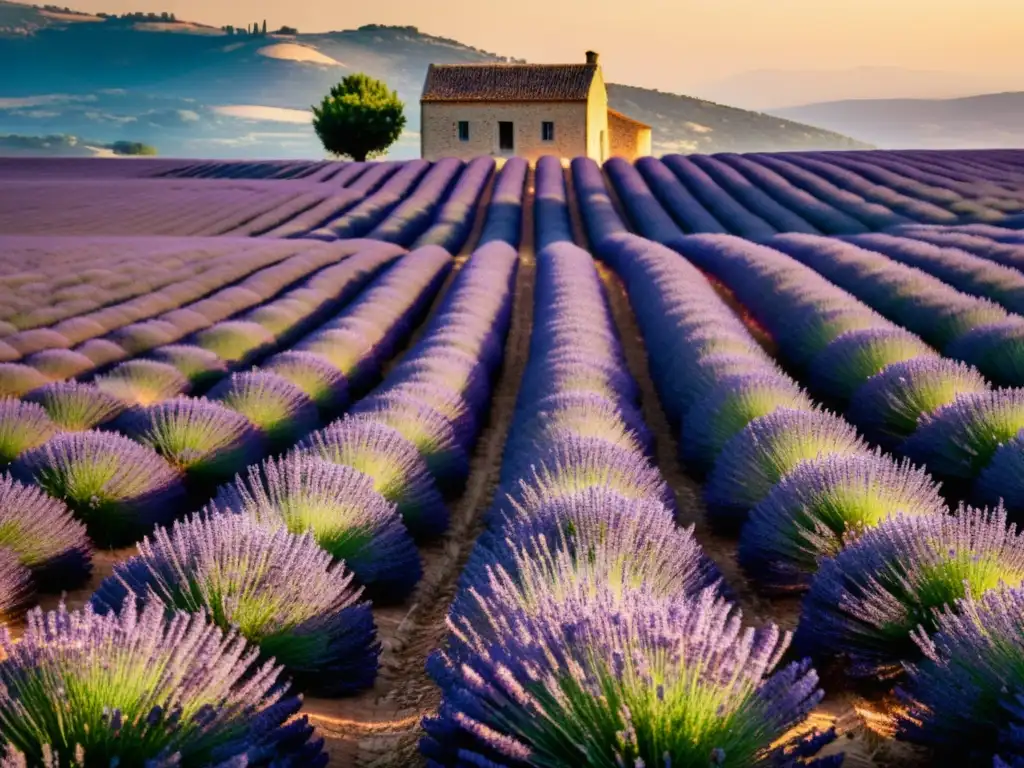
419;52;651;163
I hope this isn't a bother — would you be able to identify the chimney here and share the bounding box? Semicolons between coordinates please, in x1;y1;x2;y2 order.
585;50;599;65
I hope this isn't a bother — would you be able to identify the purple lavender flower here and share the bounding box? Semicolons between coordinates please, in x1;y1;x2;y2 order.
682;374;815;474
505;392;653;477
297;417;449;539
808;328;938;403
518;355;640;411
293;328;374;380
193;321;276;365
976;434;1024;515
781;305;889;370
424;586;836;767
107;321;178;356
0;473;91;590
24;348;94;380
0;363;50;398
705;408;870;531
147;344;230;388
263;350;350;415
903;390;1024;479
666;352;782;424
0;546;31;624
75;338;129;368
94;359;191;406
208;372;319;448
0;398;58;465
946;319;1024;388
387;347;492;412
350;394;469;492
0;600;325;766
487;435;677;526
122;397;264;486
454;488;721;651
846;358;991;449
11;430;186;547
738;453;945;594
23;381;126;432
245;302;307;336
374;381;479;449
210;455;421;601
795;504;1024;678
2;328;72;358
91;512;379;696
896;588;1024;763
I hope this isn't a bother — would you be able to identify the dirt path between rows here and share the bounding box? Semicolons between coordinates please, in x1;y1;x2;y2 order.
306;169;537;768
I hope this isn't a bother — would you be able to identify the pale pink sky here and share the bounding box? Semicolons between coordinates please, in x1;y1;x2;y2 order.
66;0;1024;92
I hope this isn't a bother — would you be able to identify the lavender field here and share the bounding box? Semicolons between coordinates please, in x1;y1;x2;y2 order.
2;149;1024;767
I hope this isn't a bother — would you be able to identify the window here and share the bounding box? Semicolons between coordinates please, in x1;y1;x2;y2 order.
458;121;470;142
542;121;555;142
498;121;514;151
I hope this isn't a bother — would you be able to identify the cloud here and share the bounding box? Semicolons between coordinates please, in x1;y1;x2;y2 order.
141;108;202;127
0;94;97;109
84;111;137;124
212;105;313;124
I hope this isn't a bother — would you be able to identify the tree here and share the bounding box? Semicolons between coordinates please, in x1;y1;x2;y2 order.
261;19;267;35
312;74;406;162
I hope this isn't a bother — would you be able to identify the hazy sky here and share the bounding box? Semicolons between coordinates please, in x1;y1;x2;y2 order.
67;0;1024;93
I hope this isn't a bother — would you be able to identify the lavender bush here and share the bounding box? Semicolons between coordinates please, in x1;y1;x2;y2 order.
298;417;449;539
210;455;421;601
0;601;325;766
0;473;91;589
92;512;379;695
796;505;1024;677
0;399;58;465
425;587;837;767
12;430;186;547
738;453;945;593
23;381;126;432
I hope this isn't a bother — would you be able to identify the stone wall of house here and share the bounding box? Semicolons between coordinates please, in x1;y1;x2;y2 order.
608;111;652;161
421;101;589;161
585;69;610;162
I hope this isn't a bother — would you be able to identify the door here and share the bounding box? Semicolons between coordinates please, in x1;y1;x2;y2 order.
499;121;514;152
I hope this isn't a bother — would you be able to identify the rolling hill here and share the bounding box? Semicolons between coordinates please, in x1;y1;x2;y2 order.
774;92;1024;149
0;1;870;158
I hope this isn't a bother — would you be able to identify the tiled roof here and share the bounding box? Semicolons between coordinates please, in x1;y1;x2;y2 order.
607;108;652;129
421;63;597;103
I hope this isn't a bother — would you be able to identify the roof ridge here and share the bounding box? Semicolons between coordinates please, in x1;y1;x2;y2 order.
421;62;598;103
429;62;597;69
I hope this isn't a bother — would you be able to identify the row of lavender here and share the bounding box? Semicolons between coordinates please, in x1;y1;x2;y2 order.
591;154;1024;511
0;248;451;764
0;240;390;372
0;176;531;762
0;240;523;763
0;243;447;566
0;158;519;366
597;232;1024;765
604;150;1024;242
574;160;1024;763
423;183;839;765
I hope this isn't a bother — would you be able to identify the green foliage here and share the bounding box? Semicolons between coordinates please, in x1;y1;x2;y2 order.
108;141;157;156
312;74;406;162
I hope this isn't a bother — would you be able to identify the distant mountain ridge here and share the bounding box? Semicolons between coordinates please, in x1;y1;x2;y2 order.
694;66;1020;111
774;92;1024;149
0;0;870;158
